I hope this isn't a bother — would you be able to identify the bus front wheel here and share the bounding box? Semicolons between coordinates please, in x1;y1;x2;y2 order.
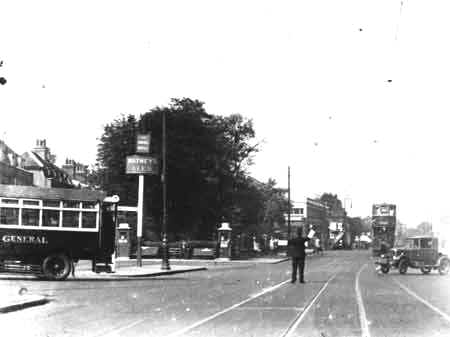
42;253;71;281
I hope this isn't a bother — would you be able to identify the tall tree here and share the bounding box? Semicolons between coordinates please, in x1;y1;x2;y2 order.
319;193;343;210
95;98;262;240
96;114;138;205
416;221;433;235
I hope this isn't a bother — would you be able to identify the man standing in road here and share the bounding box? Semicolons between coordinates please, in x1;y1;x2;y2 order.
288;227;310;283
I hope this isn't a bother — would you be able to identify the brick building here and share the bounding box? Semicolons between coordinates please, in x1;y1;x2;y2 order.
21;139;73;188
0;140;33;185
286;197;329;247
61;159;89;186
0;139;74;188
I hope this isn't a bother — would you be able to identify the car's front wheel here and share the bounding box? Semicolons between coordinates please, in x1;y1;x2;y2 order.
381;265;390;274
398;259;408;274
439;259;449;275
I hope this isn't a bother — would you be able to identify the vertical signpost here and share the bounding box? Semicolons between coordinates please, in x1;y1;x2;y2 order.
126;134;156;267
137;174;144;266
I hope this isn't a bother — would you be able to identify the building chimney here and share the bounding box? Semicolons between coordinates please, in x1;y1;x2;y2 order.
33;139;55;163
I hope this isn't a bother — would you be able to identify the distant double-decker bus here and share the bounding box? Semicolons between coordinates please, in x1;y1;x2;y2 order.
0;185;119;280
372;203;396;256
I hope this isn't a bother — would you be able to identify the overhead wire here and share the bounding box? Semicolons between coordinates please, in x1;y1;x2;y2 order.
395;0;407;41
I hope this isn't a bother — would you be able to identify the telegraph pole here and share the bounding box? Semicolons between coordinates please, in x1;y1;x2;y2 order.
287;166;291;239
161;109;170;270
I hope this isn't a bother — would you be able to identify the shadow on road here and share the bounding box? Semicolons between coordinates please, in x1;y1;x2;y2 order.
0;276;189;282
375;272;448;278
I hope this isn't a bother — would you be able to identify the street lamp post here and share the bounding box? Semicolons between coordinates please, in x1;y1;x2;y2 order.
161;109;170;270
288;166;291;239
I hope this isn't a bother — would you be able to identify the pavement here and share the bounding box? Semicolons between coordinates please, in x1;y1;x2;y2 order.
0;255;290;314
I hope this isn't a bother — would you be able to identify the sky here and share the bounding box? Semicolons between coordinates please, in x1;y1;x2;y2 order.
1;0;450;233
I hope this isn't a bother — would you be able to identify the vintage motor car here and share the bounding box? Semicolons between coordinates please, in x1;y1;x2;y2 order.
375;236;450;275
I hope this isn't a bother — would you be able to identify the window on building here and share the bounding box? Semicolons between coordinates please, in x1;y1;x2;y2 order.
292;208;303;214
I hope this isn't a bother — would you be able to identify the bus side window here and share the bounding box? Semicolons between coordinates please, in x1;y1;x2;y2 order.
82;212;97;228
62;210;79;228
0;207;19;225
22;208;39;226
43;209;59;227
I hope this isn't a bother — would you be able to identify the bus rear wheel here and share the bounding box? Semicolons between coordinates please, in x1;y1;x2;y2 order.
42;254;71;281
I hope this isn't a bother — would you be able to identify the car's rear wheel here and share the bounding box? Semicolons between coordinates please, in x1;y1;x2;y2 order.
381;265;390;274
439;259;449;275
398;259;408;274
420;267;431;274
42;253;71;281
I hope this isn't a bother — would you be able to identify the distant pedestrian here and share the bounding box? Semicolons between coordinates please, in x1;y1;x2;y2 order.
269;237;275;253
315;237;323;256
288;227;310;283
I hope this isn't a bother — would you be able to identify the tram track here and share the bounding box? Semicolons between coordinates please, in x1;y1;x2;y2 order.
279;274;337;337
1;251;375;337
393;277;450;324
96;273;338;337
164;279;292;337
165;273;338;337
357;262;450;337
90;255;342;337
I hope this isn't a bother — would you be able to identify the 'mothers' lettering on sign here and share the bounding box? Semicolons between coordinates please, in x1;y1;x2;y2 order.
1;235;48;245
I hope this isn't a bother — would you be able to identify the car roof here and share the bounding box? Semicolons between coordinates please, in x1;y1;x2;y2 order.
406;236;435;240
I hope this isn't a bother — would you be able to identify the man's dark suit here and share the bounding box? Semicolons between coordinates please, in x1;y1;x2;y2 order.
288;236;309;283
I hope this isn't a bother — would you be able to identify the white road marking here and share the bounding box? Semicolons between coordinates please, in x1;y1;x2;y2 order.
280;274;337;337
355;263;371;337
95;318;148;337
393;278;450;323
235;306;304;311
165;279;291;337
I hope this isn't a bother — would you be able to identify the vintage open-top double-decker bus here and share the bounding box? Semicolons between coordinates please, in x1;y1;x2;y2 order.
0;184;119;280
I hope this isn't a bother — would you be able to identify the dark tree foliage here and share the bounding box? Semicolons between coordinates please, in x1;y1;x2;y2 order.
96;114;139;205
96;98;285;240
319;193;343;210
235;178;289;236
